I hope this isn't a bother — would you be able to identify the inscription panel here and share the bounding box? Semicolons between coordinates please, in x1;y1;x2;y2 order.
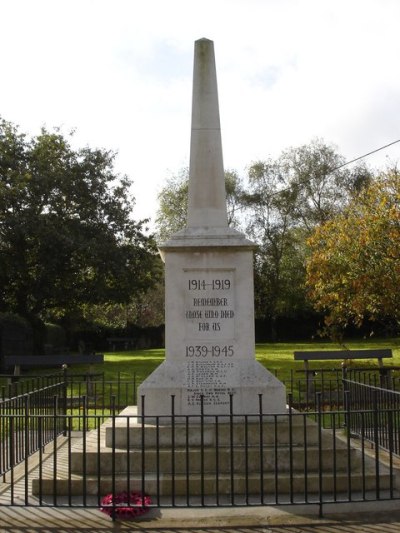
183;269;236;407
184;269;234;341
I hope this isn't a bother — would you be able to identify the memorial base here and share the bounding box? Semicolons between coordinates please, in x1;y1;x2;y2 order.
137;358;286;419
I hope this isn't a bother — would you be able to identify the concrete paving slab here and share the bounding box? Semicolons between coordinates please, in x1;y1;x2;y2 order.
2;505;400;532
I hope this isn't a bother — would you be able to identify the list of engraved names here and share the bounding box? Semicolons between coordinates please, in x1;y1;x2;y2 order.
186;361;234;406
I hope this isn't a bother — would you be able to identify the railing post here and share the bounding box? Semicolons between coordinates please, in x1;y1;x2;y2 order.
341;365;348;411
344;388;351;431
111;394;117;521
372;389;380;499
316;392;323;518
24;394;30;504
343;388;354;504
388;404;394;497
229;393;234;506
288;393;293;504
200;394;205;507
52;395;59;506
171;394;176;506
258;394;264;504
62;364;68;436
9;416;15;504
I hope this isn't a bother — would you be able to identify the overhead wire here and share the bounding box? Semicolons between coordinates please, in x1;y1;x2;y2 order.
254;138;400;201
330;139;400;173
238;139;400;206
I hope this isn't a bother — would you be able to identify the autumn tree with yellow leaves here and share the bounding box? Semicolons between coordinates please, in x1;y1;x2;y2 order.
306;170;400;333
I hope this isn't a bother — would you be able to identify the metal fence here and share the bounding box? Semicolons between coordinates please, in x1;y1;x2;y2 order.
1;392;399;517
1;373;65;402
1;372;399;518
65;372;139;410
0;380;66;476
344;378;400;455
0;372;139;477
286;368;400;412
2;366;398;414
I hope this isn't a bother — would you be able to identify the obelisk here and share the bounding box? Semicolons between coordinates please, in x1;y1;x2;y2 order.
187;38;227;228
138;38;286;417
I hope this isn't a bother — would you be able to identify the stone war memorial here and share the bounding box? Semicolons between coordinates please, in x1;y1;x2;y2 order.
9;39;394;512
138;38;286;418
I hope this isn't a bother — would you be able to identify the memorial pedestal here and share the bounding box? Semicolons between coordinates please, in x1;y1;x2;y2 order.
138;228;286;418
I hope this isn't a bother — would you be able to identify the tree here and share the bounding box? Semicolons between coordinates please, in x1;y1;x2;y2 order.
155;169;189;242
155;168;246;240
81;277;165;329
0;118;160;347
306;170;400;333
224;169;246;228
244;140;372;338
279;138;368;229
244;159;308;338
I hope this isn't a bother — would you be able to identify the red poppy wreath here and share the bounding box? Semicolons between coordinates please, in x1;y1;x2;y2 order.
100;491;152;519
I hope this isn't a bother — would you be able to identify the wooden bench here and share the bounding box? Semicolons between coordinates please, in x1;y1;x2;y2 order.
106;337;135;351
3;353;104;376
293;348;395;393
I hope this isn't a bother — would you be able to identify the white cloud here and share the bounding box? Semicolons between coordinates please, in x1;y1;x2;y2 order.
1;0;400;222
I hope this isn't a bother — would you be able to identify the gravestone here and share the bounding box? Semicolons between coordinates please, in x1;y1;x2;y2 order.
138;38;286;417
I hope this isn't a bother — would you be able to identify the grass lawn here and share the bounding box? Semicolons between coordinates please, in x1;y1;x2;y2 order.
2;338;399;391
1;339;399;431
95;337;400;386
255;337;400;383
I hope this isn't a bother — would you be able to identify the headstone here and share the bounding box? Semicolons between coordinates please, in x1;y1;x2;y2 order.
138;38;286;417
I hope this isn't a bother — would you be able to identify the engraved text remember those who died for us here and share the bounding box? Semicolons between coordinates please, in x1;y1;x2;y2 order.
184;270;235;357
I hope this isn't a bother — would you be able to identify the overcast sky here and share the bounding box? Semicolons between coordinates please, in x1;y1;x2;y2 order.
1;0;399;225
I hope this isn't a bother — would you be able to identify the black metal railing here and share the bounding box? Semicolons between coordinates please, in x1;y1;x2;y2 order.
64;372;138;411
1;371;139;407
0;381;66;476
1;372;400;516
0;373;139;476
286;368;400;412
3;367;399;415
0;392;399;517
343;378;400;455
0;372;65;402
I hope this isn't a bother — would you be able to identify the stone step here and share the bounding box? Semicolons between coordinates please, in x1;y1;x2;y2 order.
70;446;361;475
105;418;329;448
32;469;394;497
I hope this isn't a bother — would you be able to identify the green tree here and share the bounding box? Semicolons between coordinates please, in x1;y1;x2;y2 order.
244;140;370;338
0;118;160;348
155;168;245;240
306;170;400;333
280;138;368;229
155;169;189;242
244;159;307;338
82;277;165;329
225;169;246;228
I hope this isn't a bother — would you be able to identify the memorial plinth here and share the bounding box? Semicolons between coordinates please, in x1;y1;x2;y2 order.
138;39;286;418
